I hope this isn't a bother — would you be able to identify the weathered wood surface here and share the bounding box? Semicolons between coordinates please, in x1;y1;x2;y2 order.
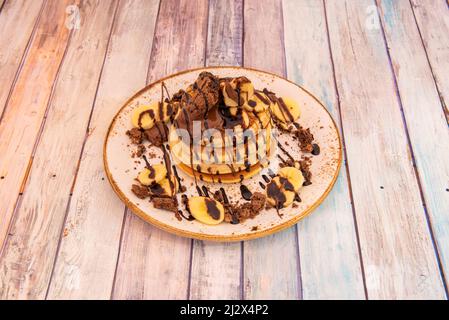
283;0;365;299
0;0;73;252
0;0;447;300
0;0;44;119
189;0;243;300
325;0;445;299
47;0;160;300
0;0;118;300
377;0;449;290
112;0;209;300
410;0;449;123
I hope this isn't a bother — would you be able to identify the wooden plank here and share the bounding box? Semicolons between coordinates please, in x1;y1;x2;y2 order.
325;0;445;299
0;0;44;119
0;0;118;300
410;0;449;122
45;0;160;300
377;0;449;291
283;0;365;299
0;0;73;251
242;0;300;300
112;0;208;300
189;0;243;300
205;0;243;66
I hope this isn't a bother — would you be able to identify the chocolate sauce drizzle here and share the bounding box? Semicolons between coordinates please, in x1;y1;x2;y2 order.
240;184;252;201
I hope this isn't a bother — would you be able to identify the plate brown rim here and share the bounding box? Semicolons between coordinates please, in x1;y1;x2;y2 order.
103;66;343;242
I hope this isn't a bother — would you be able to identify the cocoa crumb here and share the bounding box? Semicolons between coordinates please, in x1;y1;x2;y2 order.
299;157;312;186
295;126;314;152
136;144;146;157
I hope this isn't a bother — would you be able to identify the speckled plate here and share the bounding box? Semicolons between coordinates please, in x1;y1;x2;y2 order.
104;67;342;241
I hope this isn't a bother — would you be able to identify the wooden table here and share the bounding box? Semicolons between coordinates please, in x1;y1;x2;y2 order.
0;0;448;300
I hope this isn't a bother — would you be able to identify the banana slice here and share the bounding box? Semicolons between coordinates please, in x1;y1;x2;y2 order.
241;110;250;128
222;77;255;107
244;91;272;113
131;102;173;129
188;196;225;225
149;174;178;197
137;164;167;186
222;80;239;107
270;97;301;127
278;166;304;192
266;176;295;208
237;77;254;104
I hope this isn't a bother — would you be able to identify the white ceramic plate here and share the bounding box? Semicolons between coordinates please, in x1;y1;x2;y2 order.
104;67;341;241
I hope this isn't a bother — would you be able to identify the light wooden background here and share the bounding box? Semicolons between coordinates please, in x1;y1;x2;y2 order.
0;0;448;300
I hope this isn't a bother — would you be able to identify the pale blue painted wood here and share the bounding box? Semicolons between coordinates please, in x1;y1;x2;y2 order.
283;0;365;300
324;0;445;298
378;0;449;292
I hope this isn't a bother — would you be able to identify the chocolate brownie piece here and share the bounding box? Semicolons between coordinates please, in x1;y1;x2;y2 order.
131;184;150;199
126;128;144;145
144;121;169;147
153;197;178;213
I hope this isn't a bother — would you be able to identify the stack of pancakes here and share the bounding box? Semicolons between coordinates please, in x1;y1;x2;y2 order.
167;72;276;183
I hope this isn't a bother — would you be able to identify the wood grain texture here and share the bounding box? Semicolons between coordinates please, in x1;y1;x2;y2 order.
325;0;445;299
46;0;160;300
410;0;449;122
0;0;73;251
189;0;243;300
243;0;300;300
205;0;243;66
377;0;449;291
112;0;208;300
0;0;118;300
283;0;365;299
0;0;44;119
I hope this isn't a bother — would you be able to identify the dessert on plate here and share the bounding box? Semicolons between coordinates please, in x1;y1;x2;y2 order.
126;72;318;225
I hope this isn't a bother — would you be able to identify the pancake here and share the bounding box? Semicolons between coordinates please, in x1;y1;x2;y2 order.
176;162;266;184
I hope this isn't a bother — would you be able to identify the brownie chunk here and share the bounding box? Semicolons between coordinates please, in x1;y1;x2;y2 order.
131;184;150;199
144;121;169;147
250;192;266;212
220;192;267;223
126;128;144;145
135;144;146;157
153;197;178;213
177;72;220;122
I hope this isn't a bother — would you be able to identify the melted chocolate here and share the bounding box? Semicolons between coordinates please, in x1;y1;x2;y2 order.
277;142;295;162
172;165;185;191
311;143;320;156
201;185;210;197
240;184;252;201
205;198;221;220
